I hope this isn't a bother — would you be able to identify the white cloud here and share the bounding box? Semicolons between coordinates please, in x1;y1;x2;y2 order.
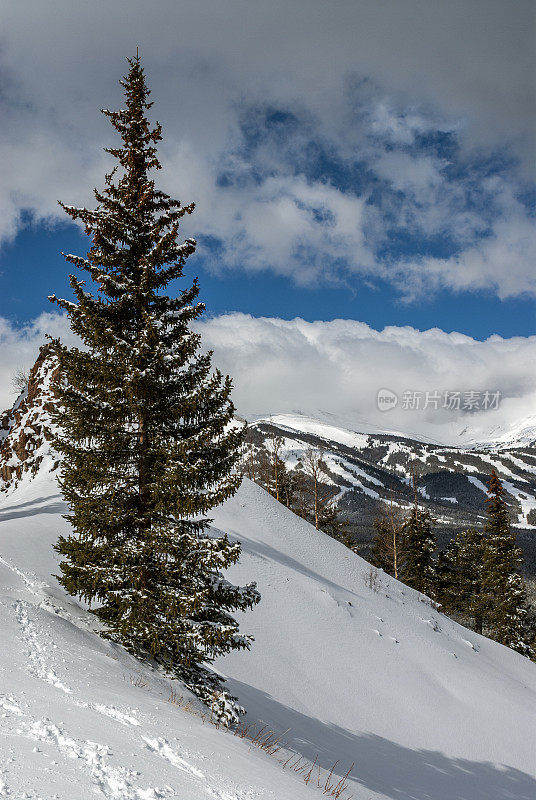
2;312;535;446
208;176;374;284
195;314;536;445
0;0;534;301
400;208;536;299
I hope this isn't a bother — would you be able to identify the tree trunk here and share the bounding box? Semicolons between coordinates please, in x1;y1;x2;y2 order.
138;410;149;515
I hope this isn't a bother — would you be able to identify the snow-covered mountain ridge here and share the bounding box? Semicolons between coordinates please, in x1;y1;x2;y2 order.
247;406;536;451
253;410;536;451
246;414;536;574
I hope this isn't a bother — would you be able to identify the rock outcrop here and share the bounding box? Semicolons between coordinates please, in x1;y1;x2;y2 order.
0;344;60;491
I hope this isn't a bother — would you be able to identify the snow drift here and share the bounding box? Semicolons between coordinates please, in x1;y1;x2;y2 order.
1;458;535;799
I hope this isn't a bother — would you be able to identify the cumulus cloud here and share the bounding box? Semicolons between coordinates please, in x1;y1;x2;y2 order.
194;314;536;446
398;198;536;299
2;312;535;445
0;0;534;300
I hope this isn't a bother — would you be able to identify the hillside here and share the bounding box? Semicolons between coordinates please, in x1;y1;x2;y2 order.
246;413;536;570
0;467;319;800
1;463;535;799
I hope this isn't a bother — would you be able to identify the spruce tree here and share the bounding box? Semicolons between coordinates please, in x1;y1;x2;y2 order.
401;503;436;596
481;471;533;657
438;528;487;634
371;515;393;573
49;55;260;722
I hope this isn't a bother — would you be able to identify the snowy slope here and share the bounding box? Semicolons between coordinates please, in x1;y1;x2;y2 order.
0;469;317;800
1;466;536;799
215;482;536;799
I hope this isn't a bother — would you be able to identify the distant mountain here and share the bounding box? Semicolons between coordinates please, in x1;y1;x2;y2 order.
246;413;536;572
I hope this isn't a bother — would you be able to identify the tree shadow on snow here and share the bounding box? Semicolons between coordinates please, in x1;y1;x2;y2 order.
227;678;536;800
217;530;366;602
0;495;67;521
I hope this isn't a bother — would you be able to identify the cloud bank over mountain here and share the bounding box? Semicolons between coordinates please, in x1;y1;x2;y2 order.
3;312;536;445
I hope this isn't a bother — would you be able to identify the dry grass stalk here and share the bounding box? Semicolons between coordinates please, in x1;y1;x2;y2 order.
282;750;354;799
157;680;356;798
129;672;148;688
365;565;380;592
167;686;184;706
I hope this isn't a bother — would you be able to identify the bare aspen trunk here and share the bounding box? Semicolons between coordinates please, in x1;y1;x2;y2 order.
314;476;319;530
387;497;400;579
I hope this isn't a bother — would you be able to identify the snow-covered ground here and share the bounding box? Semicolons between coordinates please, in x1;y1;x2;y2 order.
1;465;535;799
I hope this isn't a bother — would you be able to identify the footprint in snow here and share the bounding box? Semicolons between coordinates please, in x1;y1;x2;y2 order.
30;719;172;800
90;703;141;727
422;617;441;633
141;736;204;779
0;695;25;717
14;601;72;694
463;640;479;652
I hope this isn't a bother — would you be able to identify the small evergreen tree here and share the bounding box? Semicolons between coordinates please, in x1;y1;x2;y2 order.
438;528;487;634
290;468;310;520
49;56;260;722
265;433;285;502
317;492;350;544
401;502;436;596
279;466;296;509
481;471;533;657
371;515;393;573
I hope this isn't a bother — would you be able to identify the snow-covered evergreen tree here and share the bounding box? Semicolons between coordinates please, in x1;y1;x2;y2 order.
481;471;533;658
401;502;436;596
49;55;260;723
438;528;487;634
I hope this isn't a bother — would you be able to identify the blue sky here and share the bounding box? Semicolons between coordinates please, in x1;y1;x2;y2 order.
1;217;535;340
2;93;534;340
